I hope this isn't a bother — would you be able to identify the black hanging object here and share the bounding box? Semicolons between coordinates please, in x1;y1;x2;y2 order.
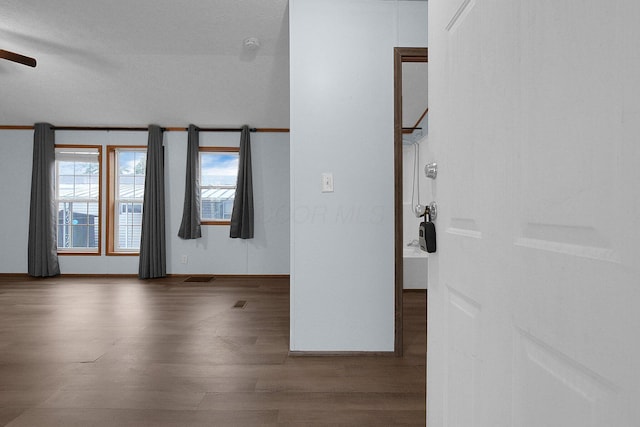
419;209;436;253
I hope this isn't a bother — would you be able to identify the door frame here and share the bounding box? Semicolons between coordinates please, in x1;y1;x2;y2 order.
394;47;428;356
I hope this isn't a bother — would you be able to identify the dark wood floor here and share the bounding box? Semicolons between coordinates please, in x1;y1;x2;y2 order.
0;275;426;426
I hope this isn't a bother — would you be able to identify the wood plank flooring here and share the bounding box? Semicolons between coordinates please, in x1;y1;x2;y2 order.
0;276;426;426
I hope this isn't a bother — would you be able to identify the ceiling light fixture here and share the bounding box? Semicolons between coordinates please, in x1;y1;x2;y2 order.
243;37;261;51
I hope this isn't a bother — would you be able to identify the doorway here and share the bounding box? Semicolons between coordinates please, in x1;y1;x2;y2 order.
394;47;428;356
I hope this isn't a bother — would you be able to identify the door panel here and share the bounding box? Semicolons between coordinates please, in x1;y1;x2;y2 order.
513;329;618;427
445;287;481;427
445;0;482;241
428;0;640;426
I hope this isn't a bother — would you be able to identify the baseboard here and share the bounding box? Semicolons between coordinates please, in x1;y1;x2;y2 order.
167;274;290;280
288;351;396;357
0;273;140;278
64;273;139;278
0;273;289;279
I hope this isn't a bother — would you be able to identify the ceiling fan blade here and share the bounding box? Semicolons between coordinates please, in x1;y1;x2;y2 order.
0;49;37;67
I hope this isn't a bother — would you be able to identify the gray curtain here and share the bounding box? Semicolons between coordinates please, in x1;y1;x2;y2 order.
138;125;166;279
28;123;61;277
177;125;202;239
230;125;254;239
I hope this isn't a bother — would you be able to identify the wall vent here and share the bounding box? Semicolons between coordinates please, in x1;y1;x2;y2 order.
184;276;215;282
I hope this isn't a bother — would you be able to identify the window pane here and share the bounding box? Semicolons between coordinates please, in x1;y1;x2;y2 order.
121;151;147;177
118;150;146;200
57;202;99;250
58;159;99;200
133;176;145;199
200;151;238;221
201;153;238;186
117;202;142;249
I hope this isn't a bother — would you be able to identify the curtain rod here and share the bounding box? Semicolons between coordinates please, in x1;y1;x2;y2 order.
0;125;290;133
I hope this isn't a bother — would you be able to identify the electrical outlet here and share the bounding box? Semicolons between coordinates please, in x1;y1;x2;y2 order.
180;255;188;264
321;173;334;192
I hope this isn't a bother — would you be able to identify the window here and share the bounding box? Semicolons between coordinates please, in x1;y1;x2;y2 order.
55;146;102;254
200;147;239;224
107;146;146;254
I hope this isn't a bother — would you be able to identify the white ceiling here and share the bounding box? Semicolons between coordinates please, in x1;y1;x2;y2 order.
0;0;290;127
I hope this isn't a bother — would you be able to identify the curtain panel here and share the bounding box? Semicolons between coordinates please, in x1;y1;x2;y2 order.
229;125;254;239
138;125;166;279
177;124;202;239
27;122;60;277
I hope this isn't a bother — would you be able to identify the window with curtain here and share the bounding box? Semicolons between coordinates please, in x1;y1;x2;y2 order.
199;147;239;224
107;146;146;254
54;145;102;254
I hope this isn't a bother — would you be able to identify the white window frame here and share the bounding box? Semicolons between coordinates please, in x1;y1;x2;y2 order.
199;147;239;225
107;146;146;254
54;145;102;255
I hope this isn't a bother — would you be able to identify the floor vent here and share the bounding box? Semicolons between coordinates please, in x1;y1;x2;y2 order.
184;276;215;283
233;300;247;309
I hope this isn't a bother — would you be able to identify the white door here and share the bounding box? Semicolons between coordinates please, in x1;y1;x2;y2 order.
427;1;640;426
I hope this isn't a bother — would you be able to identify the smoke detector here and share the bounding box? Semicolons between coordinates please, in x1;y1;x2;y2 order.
243;37;261;51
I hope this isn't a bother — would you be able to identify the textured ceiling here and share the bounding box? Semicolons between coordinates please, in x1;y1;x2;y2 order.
0;0;290;127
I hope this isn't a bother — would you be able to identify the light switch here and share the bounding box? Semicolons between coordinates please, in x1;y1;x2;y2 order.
321;173;334;192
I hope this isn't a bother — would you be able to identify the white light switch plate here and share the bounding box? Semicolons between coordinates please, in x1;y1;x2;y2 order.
321;173;334;192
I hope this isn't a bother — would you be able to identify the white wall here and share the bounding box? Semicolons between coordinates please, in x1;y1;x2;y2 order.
0;131;33;273
289;0;427;352
0;129;289;275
